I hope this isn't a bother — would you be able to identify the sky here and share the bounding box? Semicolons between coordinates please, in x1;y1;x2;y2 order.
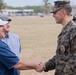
4;0;76;7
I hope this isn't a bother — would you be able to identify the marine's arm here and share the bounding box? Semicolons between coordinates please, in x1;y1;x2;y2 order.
44;55;56;72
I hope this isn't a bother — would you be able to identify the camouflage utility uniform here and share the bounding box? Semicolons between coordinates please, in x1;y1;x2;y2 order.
44;21;76;75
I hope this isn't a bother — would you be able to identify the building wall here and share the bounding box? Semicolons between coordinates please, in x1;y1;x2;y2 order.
1;9;34;16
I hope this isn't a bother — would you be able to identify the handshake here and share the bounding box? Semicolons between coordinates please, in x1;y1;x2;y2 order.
34;62;46;72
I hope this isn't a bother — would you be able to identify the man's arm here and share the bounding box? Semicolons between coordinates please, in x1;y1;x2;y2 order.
13;60;36;70
13;60;45;72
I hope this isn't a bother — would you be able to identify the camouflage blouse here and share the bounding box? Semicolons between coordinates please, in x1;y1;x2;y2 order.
44;21;76;75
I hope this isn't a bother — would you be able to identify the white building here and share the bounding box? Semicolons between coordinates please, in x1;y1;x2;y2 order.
1;9;34;16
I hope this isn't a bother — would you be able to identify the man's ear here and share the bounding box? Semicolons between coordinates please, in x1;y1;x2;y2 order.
61;9;67;16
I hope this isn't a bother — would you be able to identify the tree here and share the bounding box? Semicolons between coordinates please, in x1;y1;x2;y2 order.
43;0;52;14
3;3;8;9
43;0;49;5
0;0;7;11
0;0;4;11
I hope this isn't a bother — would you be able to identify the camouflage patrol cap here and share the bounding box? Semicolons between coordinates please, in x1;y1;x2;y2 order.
51;0;72;14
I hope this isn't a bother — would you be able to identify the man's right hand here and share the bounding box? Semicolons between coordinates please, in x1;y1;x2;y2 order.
35;62;46;72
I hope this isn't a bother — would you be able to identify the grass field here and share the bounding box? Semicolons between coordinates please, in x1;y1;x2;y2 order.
10;16;62;75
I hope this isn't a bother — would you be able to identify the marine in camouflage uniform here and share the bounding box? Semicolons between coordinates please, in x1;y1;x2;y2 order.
44;1;76;75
